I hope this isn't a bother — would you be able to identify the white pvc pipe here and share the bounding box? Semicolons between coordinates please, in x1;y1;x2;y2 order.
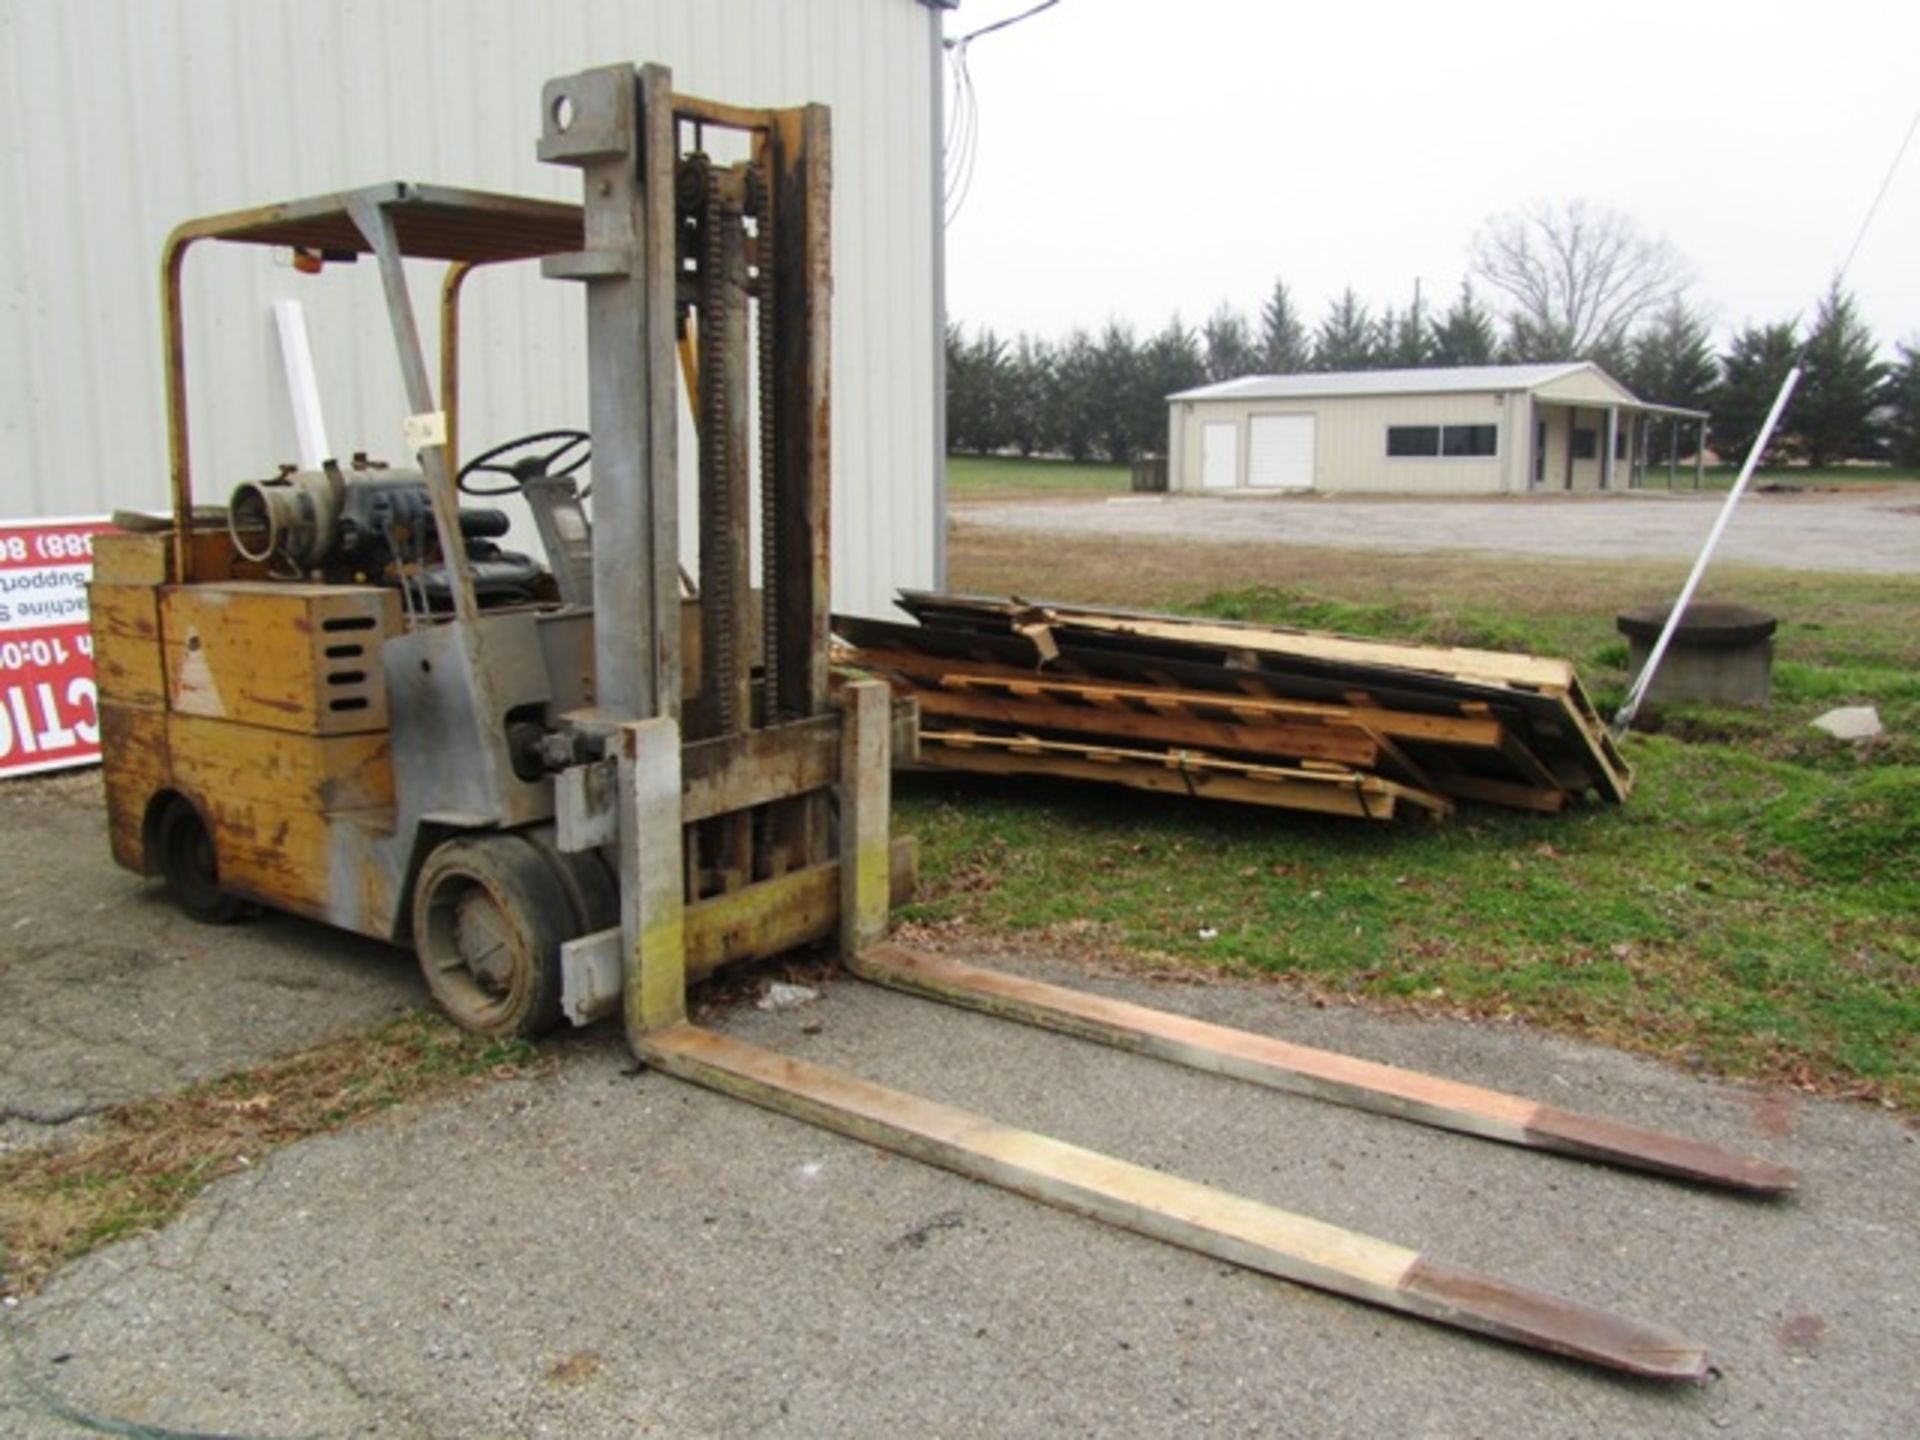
1612;366;1801;736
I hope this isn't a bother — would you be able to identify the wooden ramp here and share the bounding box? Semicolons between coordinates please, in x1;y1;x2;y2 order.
835;592;1633;821
640;1021;1711;1380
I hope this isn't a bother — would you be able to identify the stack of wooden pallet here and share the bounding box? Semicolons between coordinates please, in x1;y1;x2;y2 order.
833;592;1631;823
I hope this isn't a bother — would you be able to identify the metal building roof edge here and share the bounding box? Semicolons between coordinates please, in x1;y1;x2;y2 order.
1167;362;1642;405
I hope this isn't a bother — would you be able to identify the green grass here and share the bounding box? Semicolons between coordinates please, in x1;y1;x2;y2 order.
1639;464;1919;493
946;454;1919;500
947;454;1130;499
905;540;1920;1109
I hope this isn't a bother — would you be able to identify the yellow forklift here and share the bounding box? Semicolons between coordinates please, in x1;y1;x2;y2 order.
91;62;1790;1379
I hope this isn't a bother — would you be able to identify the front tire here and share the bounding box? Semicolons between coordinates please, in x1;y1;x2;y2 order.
412;834;574;1038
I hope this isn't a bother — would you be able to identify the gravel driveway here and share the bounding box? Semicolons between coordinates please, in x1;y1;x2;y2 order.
954;487;1920;574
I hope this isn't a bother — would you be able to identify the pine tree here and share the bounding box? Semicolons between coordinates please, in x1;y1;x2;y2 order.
1429;281;1498;366
1585;334;1636;386
1139;316;1207;458
1046;329;1101;463
969;328;1012;454
1379;295;1430;368
1201;303;1259;382
1092;321;1141;463
944;323;985;454
1313;288;1378;371
1003;335;1054;457
1885;342;1920;469
1501;314;1578;363
1714;322;1799;466
1628;300;1719;462
1258;279;1311;373
1795;281;1886;468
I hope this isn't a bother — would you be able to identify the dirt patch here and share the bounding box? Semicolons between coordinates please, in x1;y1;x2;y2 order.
0;1012;541;1296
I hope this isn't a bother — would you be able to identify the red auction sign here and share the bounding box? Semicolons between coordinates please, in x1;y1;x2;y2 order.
0;517;114;778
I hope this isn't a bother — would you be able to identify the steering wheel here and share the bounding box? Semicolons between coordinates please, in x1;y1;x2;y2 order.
456;429;591;496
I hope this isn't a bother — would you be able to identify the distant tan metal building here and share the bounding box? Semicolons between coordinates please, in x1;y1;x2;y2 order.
1167;363;1707;496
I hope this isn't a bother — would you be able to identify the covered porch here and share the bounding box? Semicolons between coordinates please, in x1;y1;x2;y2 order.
1528;397;1710;493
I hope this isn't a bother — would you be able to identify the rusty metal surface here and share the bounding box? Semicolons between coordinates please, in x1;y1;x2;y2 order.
769;103;834;722
678;715;841;823
1401;1257;1707;1380
1524;1104;1798;1193
438;262;475;473
165;183;583;263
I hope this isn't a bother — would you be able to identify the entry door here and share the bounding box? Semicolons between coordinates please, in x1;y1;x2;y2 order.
1247;414;1315;490
1200;421;1237;488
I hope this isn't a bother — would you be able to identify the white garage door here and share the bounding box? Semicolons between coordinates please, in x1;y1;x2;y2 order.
1200;421;1237;488
1248;414;1315;490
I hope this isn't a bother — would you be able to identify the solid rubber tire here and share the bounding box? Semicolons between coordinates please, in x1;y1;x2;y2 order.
411;834;573;1038
156;799;248;925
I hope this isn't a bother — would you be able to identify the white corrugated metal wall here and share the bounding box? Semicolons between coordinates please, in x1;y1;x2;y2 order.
0;0;940;618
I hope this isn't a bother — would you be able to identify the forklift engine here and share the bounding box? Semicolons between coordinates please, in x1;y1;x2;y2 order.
227;459;544;606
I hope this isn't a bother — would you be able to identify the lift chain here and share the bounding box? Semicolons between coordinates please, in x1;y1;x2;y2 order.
750;160;784;724
691;153;741;735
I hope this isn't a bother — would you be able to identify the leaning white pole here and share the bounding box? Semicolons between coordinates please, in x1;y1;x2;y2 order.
272;299;332;469
1612;366;1801;737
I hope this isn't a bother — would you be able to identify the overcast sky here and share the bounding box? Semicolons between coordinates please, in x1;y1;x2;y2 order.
938;0;1920;357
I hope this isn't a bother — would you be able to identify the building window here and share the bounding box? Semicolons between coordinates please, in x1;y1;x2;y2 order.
1386;425;1440;457
1442;424;1498;457
1614;430;1629;460
1572;428;1598;460
1388;423;1498;458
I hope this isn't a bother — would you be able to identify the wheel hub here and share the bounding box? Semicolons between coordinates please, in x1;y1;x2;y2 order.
451;889;519;996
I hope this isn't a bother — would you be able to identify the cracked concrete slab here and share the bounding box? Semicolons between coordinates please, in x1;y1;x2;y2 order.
5;947;1917;1438
0;775;421;1152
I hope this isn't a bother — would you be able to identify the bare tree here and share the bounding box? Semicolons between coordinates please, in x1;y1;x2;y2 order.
1470;200;1691;362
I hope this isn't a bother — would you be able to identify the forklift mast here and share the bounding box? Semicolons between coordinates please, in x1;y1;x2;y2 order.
534;64;892;1044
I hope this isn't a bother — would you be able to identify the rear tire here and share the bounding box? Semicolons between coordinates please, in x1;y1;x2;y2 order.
156;799;248;925
412;834;573;1038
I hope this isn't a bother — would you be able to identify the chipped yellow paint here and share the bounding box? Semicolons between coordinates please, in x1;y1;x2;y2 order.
633;912;688;1031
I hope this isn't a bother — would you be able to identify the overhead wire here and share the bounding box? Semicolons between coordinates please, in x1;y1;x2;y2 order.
1829;103;1919;298
940;1;1061;227
942;41;970;204
949;0;1060;47
944;41;983;225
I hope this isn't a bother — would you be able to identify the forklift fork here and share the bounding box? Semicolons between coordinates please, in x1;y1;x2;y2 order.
637;1021;1710;1380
